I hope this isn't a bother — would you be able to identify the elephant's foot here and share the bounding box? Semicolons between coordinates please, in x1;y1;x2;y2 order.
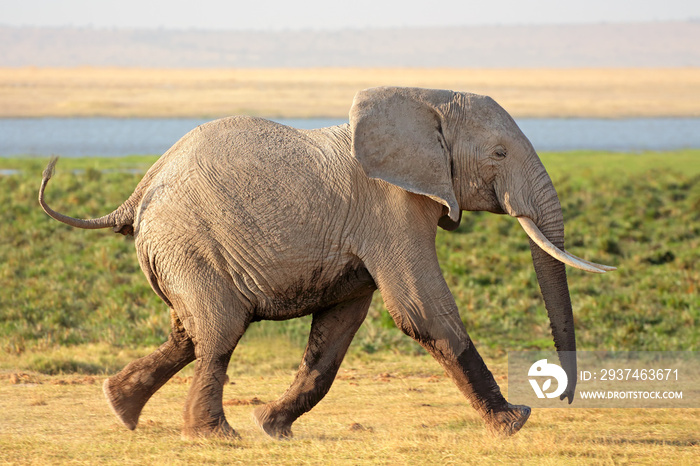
182;417;240;441
103;377;146;430
485;403;531;437
252;405;293;439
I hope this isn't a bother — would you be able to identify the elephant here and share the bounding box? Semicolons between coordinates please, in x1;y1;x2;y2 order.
39;86;614;440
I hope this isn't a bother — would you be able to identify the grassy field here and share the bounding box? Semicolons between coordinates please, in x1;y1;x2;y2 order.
1;67;700;118
1;150;698;463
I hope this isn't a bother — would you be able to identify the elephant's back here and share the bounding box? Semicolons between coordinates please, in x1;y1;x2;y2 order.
133;115;357;255
137;116;332;212
183;116;348;221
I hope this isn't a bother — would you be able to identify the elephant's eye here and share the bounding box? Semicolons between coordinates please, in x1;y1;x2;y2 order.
493;147;507;159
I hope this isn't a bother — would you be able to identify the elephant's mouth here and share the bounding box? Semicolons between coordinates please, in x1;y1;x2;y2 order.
516;217;616;274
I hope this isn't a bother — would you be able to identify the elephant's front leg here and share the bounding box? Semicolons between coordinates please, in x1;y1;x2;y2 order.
368;248;530;436
422;329;531;436
104;310;195;430
253;293;373;438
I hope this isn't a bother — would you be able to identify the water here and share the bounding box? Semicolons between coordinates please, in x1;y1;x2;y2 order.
516;118;700;152
1;117;698;157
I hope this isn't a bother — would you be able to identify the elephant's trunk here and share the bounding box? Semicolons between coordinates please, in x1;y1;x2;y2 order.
521;186;578;402
528;219;577;403
509;161;615;403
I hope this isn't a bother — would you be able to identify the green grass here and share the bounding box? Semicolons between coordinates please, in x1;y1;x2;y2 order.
1;150;698;370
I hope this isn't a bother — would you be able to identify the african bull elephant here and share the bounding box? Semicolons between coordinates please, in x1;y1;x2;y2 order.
39;87;614;439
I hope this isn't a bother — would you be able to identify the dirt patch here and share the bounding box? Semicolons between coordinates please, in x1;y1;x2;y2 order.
6;372;100;386
50;376;97;385
8;372;41;384
348;422;374;433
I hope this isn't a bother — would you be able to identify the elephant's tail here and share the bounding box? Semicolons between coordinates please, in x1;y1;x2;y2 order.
39;157;136;236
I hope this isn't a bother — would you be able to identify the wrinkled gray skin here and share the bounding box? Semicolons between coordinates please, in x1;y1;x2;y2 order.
39;87;582;439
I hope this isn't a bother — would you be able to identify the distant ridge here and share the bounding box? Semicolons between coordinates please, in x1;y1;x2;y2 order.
1;22;698;68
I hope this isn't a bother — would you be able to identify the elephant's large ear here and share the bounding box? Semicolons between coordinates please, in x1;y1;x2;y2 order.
350;87;460;224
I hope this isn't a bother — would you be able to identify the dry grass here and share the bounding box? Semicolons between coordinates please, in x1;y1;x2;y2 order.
1;67;699;118
1;341;698;465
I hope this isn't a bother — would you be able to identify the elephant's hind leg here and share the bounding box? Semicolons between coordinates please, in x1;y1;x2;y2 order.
179;289;250;440
104;310;195;430
183;349;240;440
253;293;372;439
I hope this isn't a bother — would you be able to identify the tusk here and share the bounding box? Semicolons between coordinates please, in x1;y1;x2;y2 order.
572;256;617;272
517;217;616;274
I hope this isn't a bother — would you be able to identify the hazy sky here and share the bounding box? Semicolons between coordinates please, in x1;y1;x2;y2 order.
3;0;699;30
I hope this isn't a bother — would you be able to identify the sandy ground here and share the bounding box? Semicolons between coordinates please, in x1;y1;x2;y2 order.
1;67;698;118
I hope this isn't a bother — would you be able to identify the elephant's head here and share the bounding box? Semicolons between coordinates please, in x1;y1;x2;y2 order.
349;87;615;402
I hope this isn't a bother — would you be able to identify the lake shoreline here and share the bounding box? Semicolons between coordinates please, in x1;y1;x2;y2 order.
3;116;699;157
